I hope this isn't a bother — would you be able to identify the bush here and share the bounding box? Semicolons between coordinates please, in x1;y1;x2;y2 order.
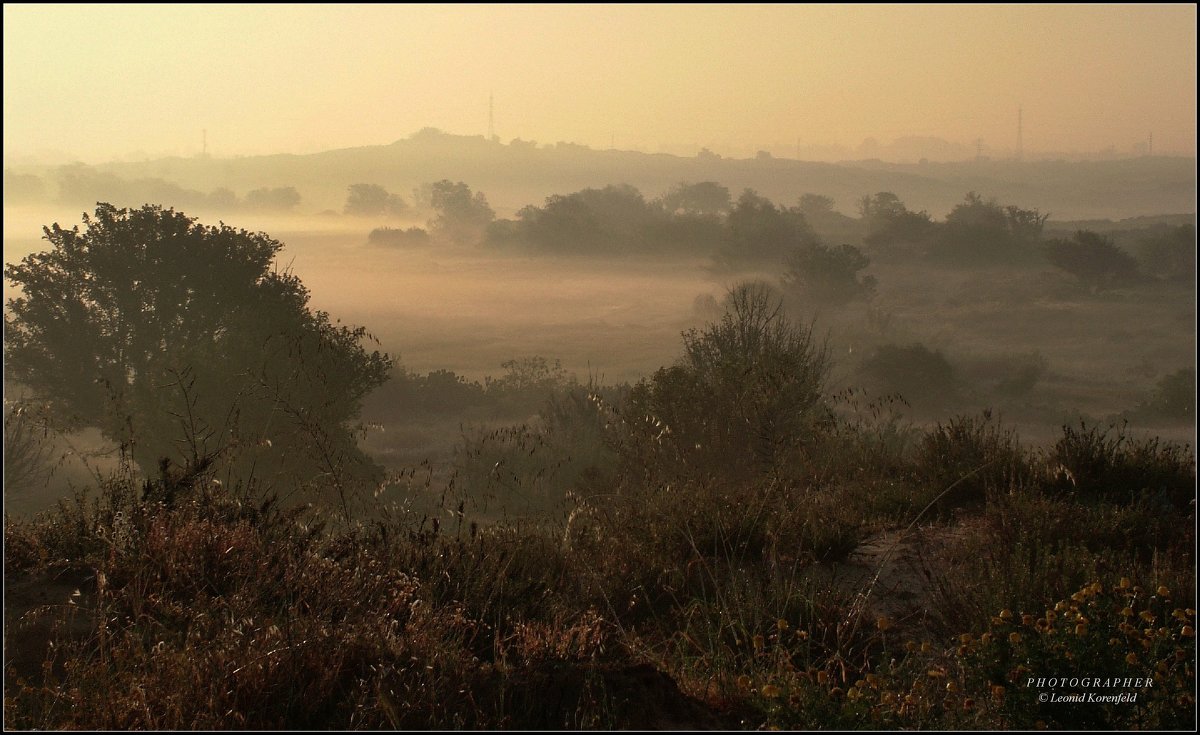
913;411;1032;515
368;226;430;247
1136;224;1195;283
1045;230;1140;292
859;343;957;410
781;242;877;306
621;282;830;480
1045;420;1195;508
1132;368;1195;421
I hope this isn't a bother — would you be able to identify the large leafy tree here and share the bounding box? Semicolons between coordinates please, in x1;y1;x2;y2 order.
4;204;392;506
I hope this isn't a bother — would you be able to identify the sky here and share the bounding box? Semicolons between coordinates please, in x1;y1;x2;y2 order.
3;3;1196;164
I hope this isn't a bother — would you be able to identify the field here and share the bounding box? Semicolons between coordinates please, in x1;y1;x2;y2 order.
4;202;1196;729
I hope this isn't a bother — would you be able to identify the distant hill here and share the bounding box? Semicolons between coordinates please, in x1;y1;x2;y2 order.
5;129;1195;221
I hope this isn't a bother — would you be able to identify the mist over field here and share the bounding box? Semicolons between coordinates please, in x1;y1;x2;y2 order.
3;4;1195;731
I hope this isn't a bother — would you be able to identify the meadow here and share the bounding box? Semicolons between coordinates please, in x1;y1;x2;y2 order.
3;194;1195;729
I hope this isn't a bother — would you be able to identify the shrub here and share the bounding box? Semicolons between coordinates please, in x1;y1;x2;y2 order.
781;242;877;306
368;226;430;247
859;343;957;410
913;411;1031;515
1136;224;1195;283
621;282;830;480
1045;420;1195;509
1132;368;1195;421
1045;230;1140;292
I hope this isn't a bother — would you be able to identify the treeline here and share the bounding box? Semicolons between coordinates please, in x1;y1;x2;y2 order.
4;165;302;212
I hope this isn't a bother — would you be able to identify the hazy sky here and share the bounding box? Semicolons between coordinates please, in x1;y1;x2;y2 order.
3;3;1196;163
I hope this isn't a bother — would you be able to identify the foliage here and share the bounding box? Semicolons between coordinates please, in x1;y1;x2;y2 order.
718;190;819;266
1136;224;1196;282
244;186;301;211
4;204;392;508
913;411;1032;515
1131;368;1195;421
367;226;430;247
1045;230;1140;292
3;397;57;498
660;181;732;216
930;192;1048;261
859;343;957;410
859;192;936;249
344;183;407;217
1045;420;1195;508
795;193;865;247
427;180;495;244
622;282;830;480
781;241;877;306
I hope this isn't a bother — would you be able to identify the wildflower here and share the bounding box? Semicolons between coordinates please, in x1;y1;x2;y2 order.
1118;577;1131;589
980;632;993;645
1121;607;1134;617
761;684;781;698
1045;609;1057;623
752;634;765;651
1172;609;1188;621
1054;601;1068;612
1139;610;1156;623
945;681;957;693
1009;632;1022;644
920;641;932;653
959;633;973;645
817;670;829;685
999;609;1013;622
927;668;946;678
876;616;893;632
1021;613;1035;626
1182;625;1195;638
1075;623;1088;636
776;618;789;632
1157;586;1171;598
737;675;752;690
991;684;1006;699
829;687;844;698
963;697;975;711
1126;652;1138;665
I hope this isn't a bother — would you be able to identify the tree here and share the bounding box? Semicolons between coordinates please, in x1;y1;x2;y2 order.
1045;230;1140;292
344;183;407;218
719;189;818;266
782;242;877;305
1137;224;1195;282
4;204;392;509
660;181;731;216
932;192;1047;260
859;191;935;248
427;180;495;243
244;186;301;211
